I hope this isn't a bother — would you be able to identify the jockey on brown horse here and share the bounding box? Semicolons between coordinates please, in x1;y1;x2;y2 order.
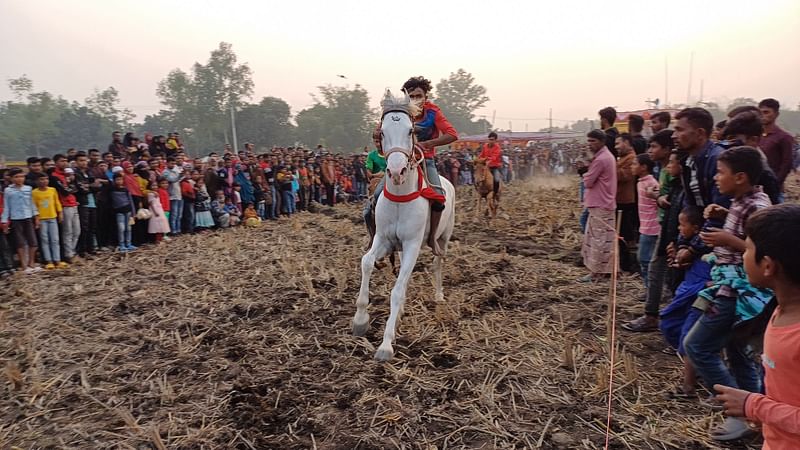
477;132;504;208
364;76;458;256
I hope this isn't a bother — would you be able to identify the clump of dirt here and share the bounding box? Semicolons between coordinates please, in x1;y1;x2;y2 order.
1;174;779;449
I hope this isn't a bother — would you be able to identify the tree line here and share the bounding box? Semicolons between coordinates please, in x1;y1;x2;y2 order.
0;42;493;161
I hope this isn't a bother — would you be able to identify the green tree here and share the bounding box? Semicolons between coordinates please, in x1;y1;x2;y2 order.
43;104;113;151
236;96;295;148
137;111;176;137
295;84;373;152
8;75;33;101
0;76;124;160
85;86;135;129
434;69;490;136
156;42;254;152
0;88;66;158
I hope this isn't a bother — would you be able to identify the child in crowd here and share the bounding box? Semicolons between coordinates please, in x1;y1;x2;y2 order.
0;187;16;277
633;154;660;290
32;173;66;269
156;177;171;240
659;206;711;399
624;151;687;332
1;168;40;274
714;204;800;450
253;175;266;220
193;178;215;230
210;190;230;228
278;167;295;216
684;146;774;441
232;183;243;213
243;203;261;227
110;173;136;252
224;197;241;226
147;181;171;243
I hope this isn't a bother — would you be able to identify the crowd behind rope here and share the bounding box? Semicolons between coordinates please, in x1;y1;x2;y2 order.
0;128;584;277
576;99;800;447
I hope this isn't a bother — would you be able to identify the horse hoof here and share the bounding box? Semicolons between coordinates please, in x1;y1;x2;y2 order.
374;347;394;361
435;293;444;303
352;318;369;337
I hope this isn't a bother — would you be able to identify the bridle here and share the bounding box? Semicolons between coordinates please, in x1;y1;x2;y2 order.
380;108;424;172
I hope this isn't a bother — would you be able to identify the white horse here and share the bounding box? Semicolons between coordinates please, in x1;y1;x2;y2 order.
352;90;456;361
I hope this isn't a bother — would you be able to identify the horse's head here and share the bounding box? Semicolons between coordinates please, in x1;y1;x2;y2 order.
381;89;420;186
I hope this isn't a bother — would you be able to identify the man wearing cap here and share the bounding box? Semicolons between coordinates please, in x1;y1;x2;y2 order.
161;156;183;235
51;154;81;262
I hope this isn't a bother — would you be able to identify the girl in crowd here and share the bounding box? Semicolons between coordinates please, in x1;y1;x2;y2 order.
193;178;215;230
147;180;171;243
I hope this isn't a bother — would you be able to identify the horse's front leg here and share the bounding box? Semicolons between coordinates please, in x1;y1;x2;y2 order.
375;241;422;361
353;238;392;337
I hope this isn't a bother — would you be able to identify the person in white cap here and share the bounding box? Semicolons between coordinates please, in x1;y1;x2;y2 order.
50;154;81;263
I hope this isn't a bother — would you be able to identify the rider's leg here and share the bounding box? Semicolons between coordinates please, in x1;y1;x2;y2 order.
492;168;501;195
363;178;384;250
424;159;445;256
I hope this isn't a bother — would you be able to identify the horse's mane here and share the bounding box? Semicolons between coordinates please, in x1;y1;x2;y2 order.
381;89;420;118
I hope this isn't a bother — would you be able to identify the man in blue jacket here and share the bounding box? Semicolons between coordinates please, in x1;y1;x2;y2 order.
624;107;731;332
675;107;731;224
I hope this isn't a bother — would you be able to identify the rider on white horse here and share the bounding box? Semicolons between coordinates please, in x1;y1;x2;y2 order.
364;76;458;256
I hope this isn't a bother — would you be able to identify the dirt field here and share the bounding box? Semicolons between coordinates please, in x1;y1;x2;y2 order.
1;176;777;449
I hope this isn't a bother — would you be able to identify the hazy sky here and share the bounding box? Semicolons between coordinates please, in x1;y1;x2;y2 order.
2;0;799;131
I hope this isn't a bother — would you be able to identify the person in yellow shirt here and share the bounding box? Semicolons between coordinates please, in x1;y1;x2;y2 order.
32;173;67;269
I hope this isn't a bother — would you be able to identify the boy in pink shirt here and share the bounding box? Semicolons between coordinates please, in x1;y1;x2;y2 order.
633;154;660;290
716;203;800;449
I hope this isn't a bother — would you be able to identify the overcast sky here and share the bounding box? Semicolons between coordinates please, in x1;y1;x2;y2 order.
2;0;799;130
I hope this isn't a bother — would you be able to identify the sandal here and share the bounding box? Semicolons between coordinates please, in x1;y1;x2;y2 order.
710;417;755;442
622;316;659;332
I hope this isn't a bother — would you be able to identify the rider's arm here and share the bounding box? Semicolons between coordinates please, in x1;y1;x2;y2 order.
420;111;458;149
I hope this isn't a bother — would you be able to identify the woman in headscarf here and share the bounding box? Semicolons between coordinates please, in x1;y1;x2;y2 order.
121;161;148;245
234;163;255;206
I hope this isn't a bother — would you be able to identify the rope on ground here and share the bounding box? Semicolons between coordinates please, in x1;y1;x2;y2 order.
604;211;622;449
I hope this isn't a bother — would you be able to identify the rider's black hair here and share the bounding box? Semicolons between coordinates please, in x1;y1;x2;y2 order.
402;76;433;94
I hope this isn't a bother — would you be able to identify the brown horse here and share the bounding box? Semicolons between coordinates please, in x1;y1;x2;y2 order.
473;158;499;219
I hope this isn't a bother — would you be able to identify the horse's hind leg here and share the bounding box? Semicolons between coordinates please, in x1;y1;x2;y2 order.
375;242;422;361
433;215;454;303
432;252;445;303
353;239;392;337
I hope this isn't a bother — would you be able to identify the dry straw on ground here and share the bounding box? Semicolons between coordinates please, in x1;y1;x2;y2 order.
3;174;787;449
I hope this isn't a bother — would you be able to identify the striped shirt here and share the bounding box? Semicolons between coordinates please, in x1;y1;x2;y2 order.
715;187;771;266
637;175;660;236
715;187;771;298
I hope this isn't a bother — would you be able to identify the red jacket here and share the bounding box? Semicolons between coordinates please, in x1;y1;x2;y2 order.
415;101;458;159
180;179;196;200
158;188;170;212
479;143;503;168
52;168;78;207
